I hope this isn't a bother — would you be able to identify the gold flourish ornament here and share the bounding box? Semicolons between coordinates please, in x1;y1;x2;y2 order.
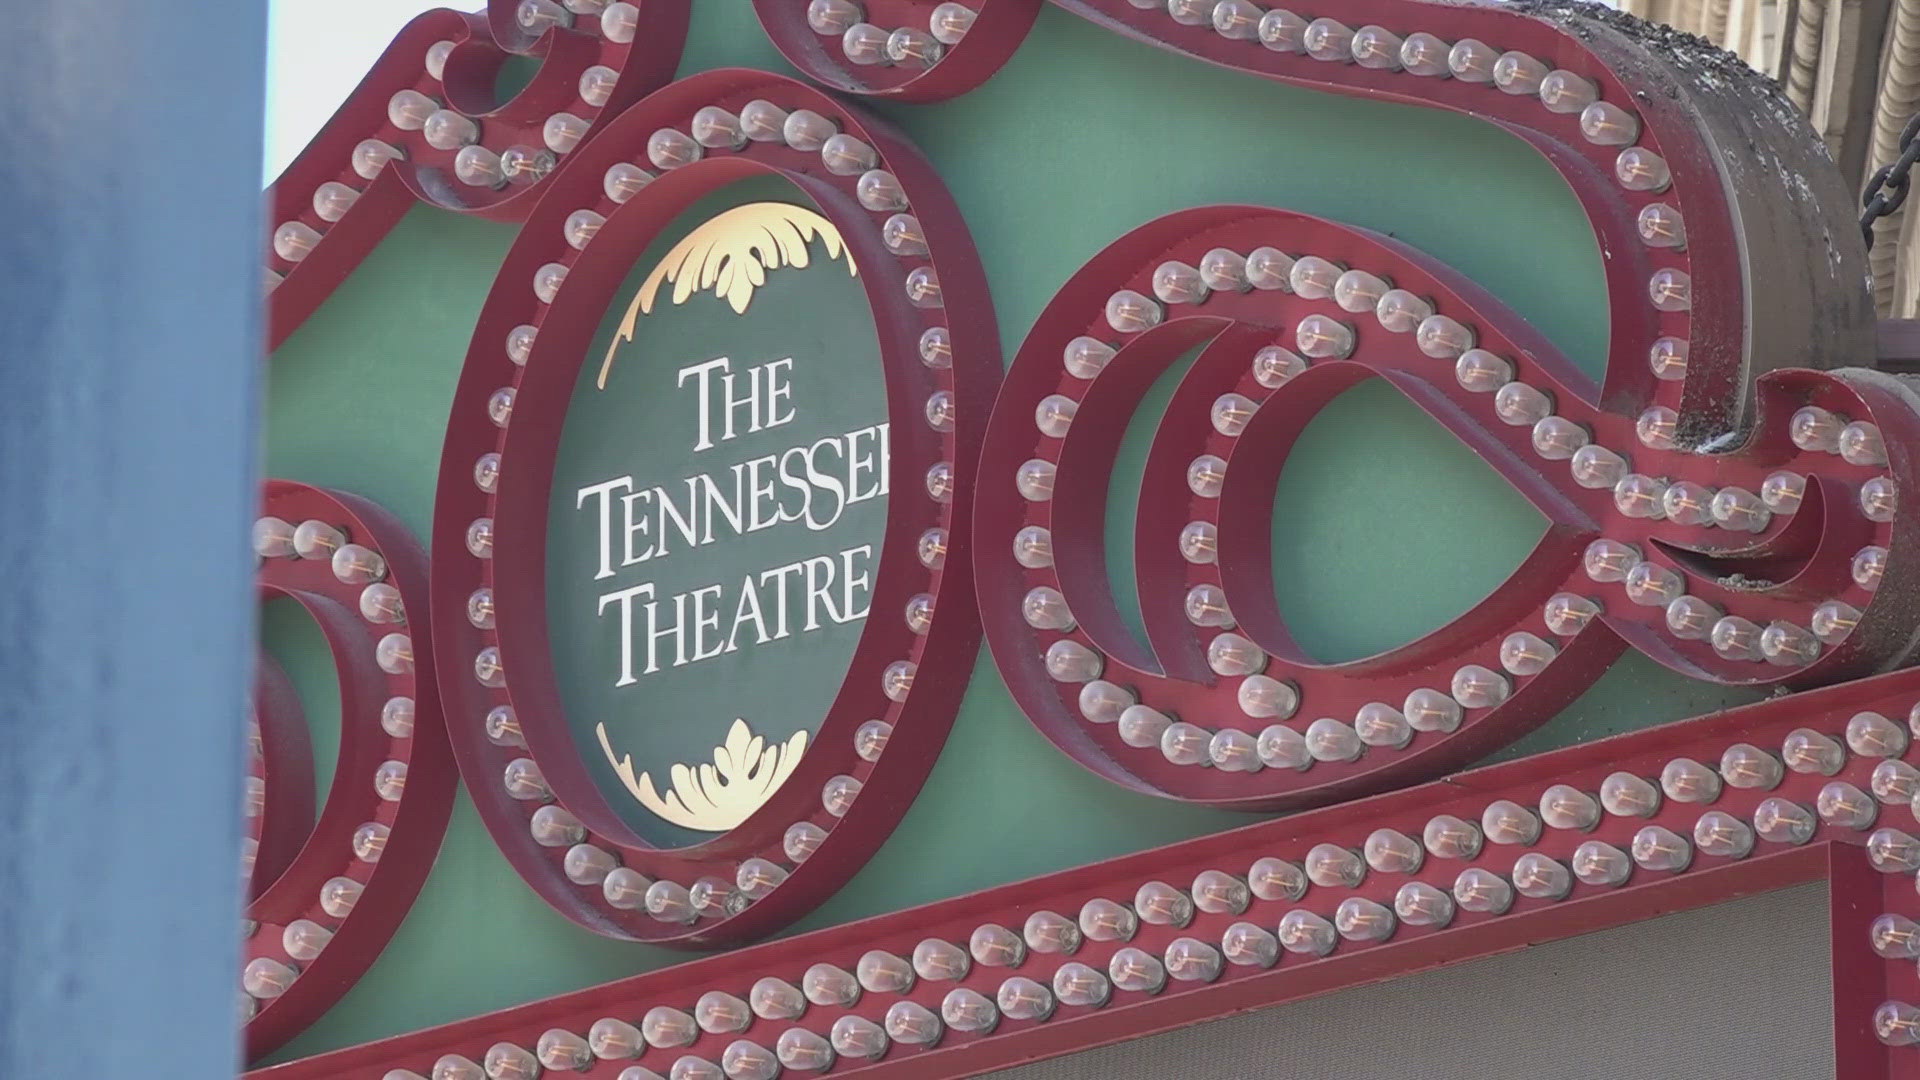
597;718;809;832
597;202;857;388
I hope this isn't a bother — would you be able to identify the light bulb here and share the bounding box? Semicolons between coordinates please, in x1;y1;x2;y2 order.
1812;600;1862;644
1184;583;1233;628
1494;382;1552;426
253;516;297;558
1208;633;1265;676
1453;867;1513;913
1658;757;1721;804
1862;476;1899;522
373;759;408;802
854;718;892;762
647;128;700;170
1249;856;1307;900
822;774;862;817
840;22;890;64
821;133;878;176
1571;839;1632;885
1277;909;1337;955
387;89;437;130
1395;881;1455;927
1693;810;1754;859
1661;481;1712;526
1364;828;1423;873
1404;687;1462;732
1289;255;1341;298
729;857;788;903
1816;781;1877;830
1754;797;1816;844
1872;914;1920;959
1637;203;1686;248
1498;631;1556;676
1759;620;1820;666
1868;828;1920;873
321;875;364;917
1045;640;1102;682
1624;561;1685;608
578;64;618;107
1648;268;1692;311
932;2;977;43
530;806;586;851
1540;784;1600;830
1848;711;1909;757
1247;246;1295;288
313;181;359;223
1451;664;1510;709
1332;269;1389;313
1210;392;1257;437
1481;799;1541;845
856;949;915;994
1165;937;1223;983
516;0;570;31
1583;101;1641;145
1134;880;1195;926
1712;487;1771;532
1782;727;1845;775
1875;760;1920;807
484;705;523;747
1212;0;1262;38
1614;473;1669;519
1375;290;1432;333
602;867;649;909
1424;814;1483;859
1417;314;1475;358
244;957;299;999
1161;721;1213;765
1257;724;1311;769
1855;545;1888;589
1709;615;1764;661
1399;31;1450;76
967;922;1029;960
1354;701;1411;748
564;843;616;885
1511;852;1571;899
995;975;1056;1018
1351;24;1403;68
1153;260;1208;305
1105;289;1162;333
273;221;322;262
1449;38;1499;81
352;821;390;862
473;645;505;688
422;110;478;150
1078;679;1132;723
1538;69;1596;112
1630;825;1690;872
1253;345;1308;388
926;460;955;502
1583;541;1635;584
1305;842;1365;887
1034;393;1076;438
1025;909;1082;954
1600;772;1660;817
1295;314;1355;359
352;138;404;179
919;527;948;568
1258;8;1307;51
1492;51;1547;94
1079;897;1138;942
375;632;414;674
603;162;653;203
1303;18;1355;61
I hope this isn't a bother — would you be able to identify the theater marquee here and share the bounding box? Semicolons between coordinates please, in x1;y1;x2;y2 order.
248;1;1920;1076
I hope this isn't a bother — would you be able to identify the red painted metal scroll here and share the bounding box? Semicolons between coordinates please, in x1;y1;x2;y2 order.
263;0;689;349
242;481;457;1059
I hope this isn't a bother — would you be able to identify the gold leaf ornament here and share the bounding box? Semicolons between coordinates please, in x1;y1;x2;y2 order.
597;718;810;832
596;202;858;389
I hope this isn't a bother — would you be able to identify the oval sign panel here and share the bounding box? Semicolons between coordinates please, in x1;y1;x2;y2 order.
432;70;998;945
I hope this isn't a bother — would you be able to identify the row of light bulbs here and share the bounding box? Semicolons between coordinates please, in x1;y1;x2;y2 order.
372;711;1919;1076
241;516;420;1015
806;1;978;69
1003;234;1891;777
268;0;647;289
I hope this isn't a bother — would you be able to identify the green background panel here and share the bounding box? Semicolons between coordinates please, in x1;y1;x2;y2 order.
259;4;1765;1063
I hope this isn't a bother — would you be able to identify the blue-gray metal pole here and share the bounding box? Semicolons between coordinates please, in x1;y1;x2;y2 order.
0;1;266;1076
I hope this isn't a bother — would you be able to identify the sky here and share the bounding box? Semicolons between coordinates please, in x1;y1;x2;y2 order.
266;0;445;179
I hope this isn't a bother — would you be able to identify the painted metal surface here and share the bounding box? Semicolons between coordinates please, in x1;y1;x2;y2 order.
0;1;266;1076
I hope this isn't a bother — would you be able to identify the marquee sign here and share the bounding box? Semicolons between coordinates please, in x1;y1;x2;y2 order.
250;0;1920;1075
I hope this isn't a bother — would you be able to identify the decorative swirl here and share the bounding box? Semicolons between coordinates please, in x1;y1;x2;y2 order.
752;0;1043;102
600;718;811;832
263;0;689;350
976;1;1912;810
241;481;455;1060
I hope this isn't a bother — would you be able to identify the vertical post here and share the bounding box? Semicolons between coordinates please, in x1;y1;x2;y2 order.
0;1;266;1076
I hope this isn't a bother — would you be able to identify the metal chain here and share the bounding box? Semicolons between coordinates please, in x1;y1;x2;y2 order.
1862;113;1920;250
